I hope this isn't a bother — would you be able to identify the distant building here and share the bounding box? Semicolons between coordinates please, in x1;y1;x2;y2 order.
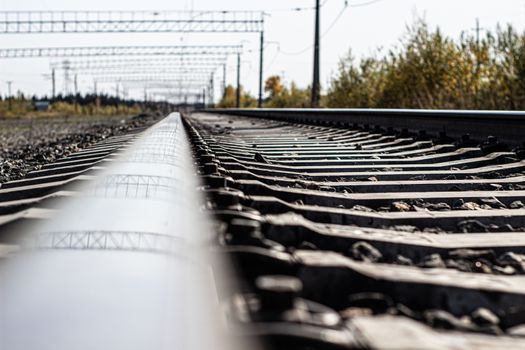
34;101;50;111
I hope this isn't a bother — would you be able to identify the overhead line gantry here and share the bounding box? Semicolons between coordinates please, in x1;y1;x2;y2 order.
94;75;213;84
85;67;221;76
50;56;229;70
0;11;263;33
0;10;266;106
0;45;243;59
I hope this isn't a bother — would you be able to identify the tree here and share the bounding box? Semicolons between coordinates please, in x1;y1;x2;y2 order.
217;85;257;108
326;51;386;108
264;76;310;108
264;75;284;98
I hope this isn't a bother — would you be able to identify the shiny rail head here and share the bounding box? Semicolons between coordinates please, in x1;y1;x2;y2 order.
0;113;248;350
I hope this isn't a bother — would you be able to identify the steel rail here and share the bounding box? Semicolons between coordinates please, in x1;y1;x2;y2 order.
210;108;525;147
0;113;241;350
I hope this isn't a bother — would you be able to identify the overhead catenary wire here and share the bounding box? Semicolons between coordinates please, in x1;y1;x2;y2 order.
278;0;385;56
346;0;385;7
264;48;281;71
278;1;349;56
255;0;329;14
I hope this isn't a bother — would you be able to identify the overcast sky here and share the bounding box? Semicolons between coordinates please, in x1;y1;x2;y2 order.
0;0;524;102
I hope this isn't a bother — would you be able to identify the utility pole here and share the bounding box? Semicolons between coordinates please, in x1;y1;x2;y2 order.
51;68;56;99
94;80;99;115
222;63;227;98
475;18;480;50
258;28;264;108
236;53;241;108
63;61;71;95
93;79;100;113
202;88;206;107
311;0;321;107
115;83;120;114
74;74;78;113
210;72;215;107
74;74;78;95
6;81;12;111
143;87;148;112
471;18;484;105
474;18;481;77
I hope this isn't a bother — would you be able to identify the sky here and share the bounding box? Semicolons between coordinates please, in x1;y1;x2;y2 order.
0;0;524;102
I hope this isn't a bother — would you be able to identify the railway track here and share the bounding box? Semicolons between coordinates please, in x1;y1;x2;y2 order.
3;110;525;349
185;110;525;349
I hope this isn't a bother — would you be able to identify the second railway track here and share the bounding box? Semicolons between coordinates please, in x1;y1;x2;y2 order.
185;110;525;349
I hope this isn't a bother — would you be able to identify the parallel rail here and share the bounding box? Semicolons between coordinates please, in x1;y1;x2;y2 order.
210;108;525;148
187;109;525;349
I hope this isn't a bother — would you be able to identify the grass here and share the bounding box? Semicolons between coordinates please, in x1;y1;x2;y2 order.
0;99;142;119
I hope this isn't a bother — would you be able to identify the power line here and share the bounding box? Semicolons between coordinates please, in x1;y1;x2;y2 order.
347;0;386;8
276;0;386;57
255;0;329;14
279;1;349;56
321;3;348;37
264;49;281;71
